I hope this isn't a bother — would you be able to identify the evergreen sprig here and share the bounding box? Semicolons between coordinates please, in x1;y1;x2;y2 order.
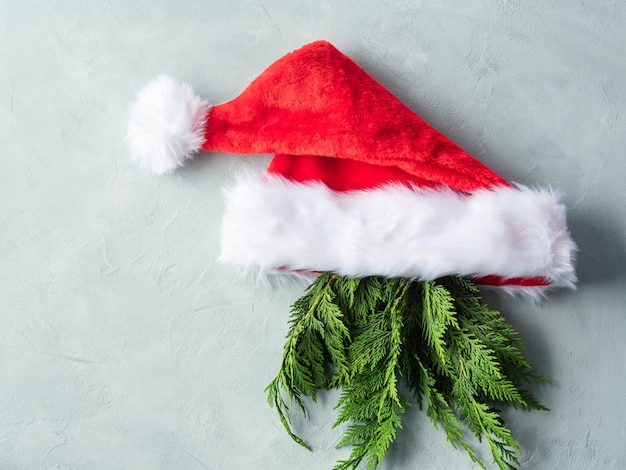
266;273;548;469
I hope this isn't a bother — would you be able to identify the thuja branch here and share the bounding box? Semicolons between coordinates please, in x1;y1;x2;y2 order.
333;279;409;470
266;274;548;470
265;273;344;449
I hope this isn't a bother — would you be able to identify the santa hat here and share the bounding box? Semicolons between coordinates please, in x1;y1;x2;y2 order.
127;40;576;297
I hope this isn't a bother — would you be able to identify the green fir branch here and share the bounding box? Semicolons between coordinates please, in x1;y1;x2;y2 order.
266;274;549;470
265;273;341;449
333;279;409;470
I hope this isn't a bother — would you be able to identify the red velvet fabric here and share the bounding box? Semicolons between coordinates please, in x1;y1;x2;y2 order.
267;154;441;191
473;275;551;287
202;40;510;193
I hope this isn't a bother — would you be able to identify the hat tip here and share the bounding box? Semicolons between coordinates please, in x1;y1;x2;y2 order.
127;75;210;175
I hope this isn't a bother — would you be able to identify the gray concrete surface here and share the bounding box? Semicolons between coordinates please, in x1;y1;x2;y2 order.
1;1;625;468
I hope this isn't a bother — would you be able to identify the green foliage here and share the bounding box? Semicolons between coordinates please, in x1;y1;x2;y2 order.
265;274;548;469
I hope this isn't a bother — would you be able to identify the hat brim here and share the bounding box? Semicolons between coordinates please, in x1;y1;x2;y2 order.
219;173;577;297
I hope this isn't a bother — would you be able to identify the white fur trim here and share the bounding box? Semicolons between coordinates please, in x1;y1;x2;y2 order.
220;174;577;291
127;75;210;175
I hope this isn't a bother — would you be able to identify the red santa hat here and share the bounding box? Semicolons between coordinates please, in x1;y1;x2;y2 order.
127;40;576;297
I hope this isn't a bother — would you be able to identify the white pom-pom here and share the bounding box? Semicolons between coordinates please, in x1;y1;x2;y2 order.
127;75;210;175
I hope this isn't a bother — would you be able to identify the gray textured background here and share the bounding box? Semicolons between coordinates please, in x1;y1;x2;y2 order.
1;1;625;469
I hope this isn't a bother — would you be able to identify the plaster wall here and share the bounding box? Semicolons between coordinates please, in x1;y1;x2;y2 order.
1;1;625;468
